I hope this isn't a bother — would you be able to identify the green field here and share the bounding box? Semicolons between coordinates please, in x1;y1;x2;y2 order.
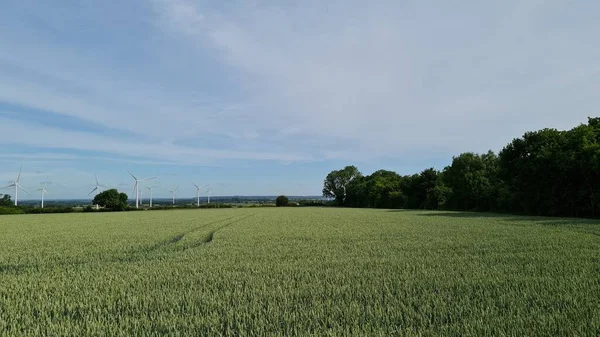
0;208;598;336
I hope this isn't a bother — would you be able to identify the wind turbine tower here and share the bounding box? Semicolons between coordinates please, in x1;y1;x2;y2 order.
37;179;50;209
169;185;179;205
2;166;30;206
127;169;156;209
206;187;211;204
193;183;203;207
146;186;154;208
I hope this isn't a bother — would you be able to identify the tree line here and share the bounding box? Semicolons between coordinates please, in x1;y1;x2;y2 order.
323;117;600;217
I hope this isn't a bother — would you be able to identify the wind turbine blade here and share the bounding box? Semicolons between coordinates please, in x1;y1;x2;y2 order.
193;183;199;189
19;185;31;196
174;185;179;192
88;187;98;196
146;186;152;191
141;177;157;182
95;173;99;186
1;184;14;189
17;166;22;183
126;169;137;181
44;190;51;196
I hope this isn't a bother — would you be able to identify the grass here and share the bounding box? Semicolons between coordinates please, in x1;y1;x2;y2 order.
0;208;598;336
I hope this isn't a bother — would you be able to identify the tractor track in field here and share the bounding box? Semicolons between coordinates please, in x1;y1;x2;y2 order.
135;214;241;254
175;213;256;250
0;213;256;275
115;213;255;261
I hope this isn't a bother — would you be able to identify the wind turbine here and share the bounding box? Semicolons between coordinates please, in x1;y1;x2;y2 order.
2;166;30;206
206;187;211;204
169;185;179;205
88;174;102;209
146;186;154;208
37;179;50;209
127;169;157;209
193;183;207;207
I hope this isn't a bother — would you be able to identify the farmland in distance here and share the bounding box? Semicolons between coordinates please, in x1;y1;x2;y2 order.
0;208;598;336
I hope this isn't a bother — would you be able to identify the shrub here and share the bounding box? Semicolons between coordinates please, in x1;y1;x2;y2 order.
0;207;26;215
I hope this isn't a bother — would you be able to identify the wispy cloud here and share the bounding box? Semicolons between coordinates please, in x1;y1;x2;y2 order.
0;118;313;163
0;0;598;197
155;0;600;155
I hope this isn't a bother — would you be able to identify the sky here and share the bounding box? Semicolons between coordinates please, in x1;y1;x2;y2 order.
1;0;599;199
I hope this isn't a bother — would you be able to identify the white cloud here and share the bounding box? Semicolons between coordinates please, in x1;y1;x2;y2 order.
154;0;600;156
0;118;313;163
0;0;598;171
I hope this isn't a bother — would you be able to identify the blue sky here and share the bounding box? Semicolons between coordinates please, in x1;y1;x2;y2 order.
1;0;599;199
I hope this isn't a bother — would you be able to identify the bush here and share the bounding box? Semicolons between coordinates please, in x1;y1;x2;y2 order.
25;207;75;214
298;200;328;207
276;195;289;207
0;207;26;215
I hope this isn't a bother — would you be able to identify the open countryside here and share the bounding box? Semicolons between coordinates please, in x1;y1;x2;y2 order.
1;208;598;336
2;1;600;336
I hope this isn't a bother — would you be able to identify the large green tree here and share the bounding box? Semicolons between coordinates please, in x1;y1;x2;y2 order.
363;170;404;208
276;195;289;207
499;118;600;216
93;189;129;211
499;128;567;215
322;166;362;205
0;194;12;207
443;151;500;211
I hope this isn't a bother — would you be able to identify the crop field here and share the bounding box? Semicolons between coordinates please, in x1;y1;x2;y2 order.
0;208;598;336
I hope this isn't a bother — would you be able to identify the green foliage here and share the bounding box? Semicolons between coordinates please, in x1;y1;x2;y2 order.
326;117;600;217
0;205;74;215
92;189;128;211
443;151;500;211
275;195;289;207
498;117;600;216
0;206;25;215
322;165;362;205
297;200;329;207
0;208;598;335
0;194;13;207
20;206;75;214
343;168;447;210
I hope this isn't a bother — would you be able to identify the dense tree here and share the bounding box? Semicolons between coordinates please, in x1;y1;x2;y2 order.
342;168;448;210
420;169;451;210
344;170;405;208
443;151;500;211
322;166;362;205
323;117;600;218
276;195;289;207
0;194;12;207
93;189;128;211
499;118;600;216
